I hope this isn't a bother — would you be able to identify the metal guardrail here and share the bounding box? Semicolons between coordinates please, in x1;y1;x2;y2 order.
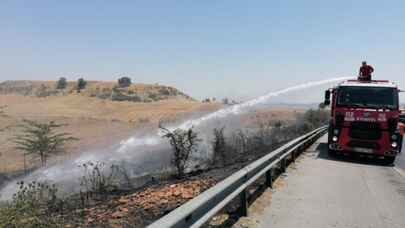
148;126;328;228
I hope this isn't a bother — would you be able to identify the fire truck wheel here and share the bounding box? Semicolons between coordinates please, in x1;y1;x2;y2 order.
383;156;396;165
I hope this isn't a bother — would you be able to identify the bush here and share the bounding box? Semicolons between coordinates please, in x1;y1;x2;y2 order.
212;127;227;166
300;109;329;130
148;93;160;101
159;124;201;178
111;92;142;102
0;181;67;228
35;84;51;97
118;77;132;88
78;161;133;207
76;78;87;93
56;77;67;90
217;108;329;166
79;161;119;196
158;87;171;96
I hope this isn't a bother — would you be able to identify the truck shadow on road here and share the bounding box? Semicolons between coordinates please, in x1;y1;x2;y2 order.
315;143;393;167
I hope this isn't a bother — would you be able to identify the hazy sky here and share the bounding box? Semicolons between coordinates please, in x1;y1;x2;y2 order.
1;0;404;101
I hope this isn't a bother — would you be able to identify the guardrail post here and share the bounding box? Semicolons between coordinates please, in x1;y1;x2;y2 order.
281;158;286;173
239;189;248;217
292;150;296;162
265;169;273;188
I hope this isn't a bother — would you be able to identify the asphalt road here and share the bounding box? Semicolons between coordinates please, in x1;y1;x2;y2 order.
250;134;405;228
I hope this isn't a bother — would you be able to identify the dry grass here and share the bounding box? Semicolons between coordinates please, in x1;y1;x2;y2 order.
0;80;193;102
0;94;221;173
0;88;303;174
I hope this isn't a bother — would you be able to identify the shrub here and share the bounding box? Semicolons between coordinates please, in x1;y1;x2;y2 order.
230;130;249;155
79;161;119;196
111;92;142;102
221;109;329;166
96;92;111;100
78;161;134;207
148;93;160;101
0;181;66;228
35;84;52;97
158;87;171;96
212;127;227;166
300;109;329;130
56;77;67;90
159;124;201;178
118;77;132;88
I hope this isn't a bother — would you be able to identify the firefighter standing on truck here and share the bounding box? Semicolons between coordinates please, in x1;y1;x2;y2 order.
358;61;374;81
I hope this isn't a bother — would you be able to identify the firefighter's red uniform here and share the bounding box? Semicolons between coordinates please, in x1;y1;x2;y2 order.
358;65;374;81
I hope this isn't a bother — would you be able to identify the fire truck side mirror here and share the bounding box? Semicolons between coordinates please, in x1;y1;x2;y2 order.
324;90;331;106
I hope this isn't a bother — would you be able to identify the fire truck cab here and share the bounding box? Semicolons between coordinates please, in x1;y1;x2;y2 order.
324;79;403;164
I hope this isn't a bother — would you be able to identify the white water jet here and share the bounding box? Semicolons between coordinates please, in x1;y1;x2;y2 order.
0;77;351;200
177;77;351;130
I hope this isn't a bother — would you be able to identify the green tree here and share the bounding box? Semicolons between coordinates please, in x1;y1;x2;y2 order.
117;77;132;88
13;120;78;167
76;78;87;93
56;77;67;90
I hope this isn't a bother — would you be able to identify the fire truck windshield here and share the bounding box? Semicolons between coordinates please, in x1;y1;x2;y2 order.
337;86;398;109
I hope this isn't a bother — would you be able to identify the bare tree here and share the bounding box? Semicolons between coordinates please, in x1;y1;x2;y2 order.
159;123;201;178
13;120;78;167
212;127;227;166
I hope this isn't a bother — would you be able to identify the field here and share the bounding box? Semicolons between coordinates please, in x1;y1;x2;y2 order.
0;93;304;174
0;94;221;173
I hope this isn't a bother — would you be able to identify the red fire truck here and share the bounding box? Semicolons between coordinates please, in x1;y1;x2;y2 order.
324;79;403;164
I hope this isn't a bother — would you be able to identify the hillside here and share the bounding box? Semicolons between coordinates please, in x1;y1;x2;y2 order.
0;81;219;173
0;80;193;102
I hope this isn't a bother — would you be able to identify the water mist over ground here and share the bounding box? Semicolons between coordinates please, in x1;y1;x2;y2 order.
0;77;351;200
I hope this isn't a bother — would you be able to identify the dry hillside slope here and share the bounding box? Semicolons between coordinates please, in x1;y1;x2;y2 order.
0;80;193;102
0;81;220;173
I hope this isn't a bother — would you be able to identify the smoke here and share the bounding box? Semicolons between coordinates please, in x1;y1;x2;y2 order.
0;77;351;200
